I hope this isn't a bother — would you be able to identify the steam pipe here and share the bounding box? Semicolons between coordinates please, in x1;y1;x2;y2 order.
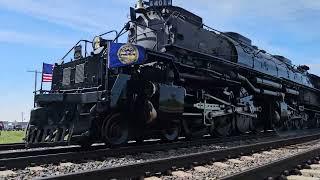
238;74;283;97
256;78;282;89
286;88;299;96
238;74;260;94
179;73;240;85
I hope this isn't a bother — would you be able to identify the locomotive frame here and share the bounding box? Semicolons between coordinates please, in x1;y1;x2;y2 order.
26;0;320;147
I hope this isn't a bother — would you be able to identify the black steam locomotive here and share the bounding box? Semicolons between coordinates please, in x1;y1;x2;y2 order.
26;0;320;146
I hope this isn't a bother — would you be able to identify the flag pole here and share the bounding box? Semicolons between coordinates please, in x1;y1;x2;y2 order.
40;63;44;93
27;69;41;107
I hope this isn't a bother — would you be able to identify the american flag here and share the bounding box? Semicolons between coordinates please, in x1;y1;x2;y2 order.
42;63;54;82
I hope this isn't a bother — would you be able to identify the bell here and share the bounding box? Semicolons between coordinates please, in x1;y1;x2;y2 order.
135;0;145;13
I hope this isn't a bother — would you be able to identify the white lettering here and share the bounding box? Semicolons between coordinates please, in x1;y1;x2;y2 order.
149;0;172;7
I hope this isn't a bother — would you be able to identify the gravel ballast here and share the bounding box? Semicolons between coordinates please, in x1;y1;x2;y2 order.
0;136;317;180
160;140;320;180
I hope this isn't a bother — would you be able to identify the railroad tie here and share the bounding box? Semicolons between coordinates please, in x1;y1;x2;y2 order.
286;175;319;180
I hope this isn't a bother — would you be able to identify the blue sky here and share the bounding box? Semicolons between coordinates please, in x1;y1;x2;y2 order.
0;0;319;122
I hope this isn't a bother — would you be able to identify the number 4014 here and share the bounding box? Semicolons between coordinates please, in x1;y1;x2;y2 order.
149;0;172;7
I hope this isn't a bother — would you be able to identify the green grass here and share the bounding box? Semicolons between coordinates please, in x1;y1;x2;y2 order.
0;131;25;144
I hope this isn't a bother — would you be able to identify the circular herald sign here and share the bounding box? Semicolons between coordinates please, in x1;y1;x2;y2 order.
117;44;139;65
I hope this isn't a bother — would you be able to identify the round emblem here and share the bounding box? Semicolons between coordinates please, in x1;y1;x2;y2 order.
117;44;139;65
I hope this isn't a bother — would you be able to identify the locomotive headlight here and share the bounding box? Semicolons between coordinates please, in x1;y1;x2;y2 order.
93;36;102;50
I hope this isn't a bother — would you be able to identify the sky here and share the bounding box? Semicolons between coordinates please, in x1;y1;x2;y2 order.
0;0;319;122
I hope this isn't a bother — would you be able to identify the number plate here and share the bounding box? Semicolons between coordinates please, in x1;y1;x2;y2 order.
149;0;172;7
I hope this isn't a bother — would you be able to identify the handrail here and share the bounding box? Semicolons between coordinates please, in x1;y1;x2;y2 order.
60;30;119;62
99;30;119;43
61;40;93;61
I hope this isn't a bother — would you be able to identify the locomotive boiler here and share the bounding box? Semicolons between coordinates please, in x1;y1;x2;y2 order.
26;0;320;146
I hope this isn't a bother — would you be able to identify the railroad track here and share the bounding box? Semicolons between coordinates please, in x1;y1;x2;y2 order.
0;144;107;159
223;144;320;180
0;143;25;151
32;132;320;180
0;142;68;152
0;129;314;152
0;133;275;171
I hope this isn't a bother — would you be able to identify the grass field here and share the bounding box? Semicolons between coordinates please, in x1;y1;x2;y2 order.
0;131;25;144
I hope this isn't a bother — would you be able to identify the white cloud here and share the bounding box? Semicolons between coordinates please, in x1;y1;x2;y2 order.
175;0;320;39
176;0;320;19
0;30;73;48
0;0;318;70
307;64;320;75
0;0;131;33
301;1;320;10
0;0;318;40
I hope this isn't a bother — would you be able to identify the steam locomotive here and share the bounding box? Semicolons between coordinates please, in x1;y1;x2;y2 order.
26;0;320;146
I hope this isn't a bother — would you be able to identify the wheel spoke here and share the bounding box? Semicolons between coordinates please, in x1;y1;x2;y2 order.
102;113;128;146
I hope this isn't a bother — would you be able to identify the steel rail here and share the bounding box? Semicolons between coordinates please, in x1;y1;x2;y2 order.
40;132;320;180
0;128;315;152
0;143;25;151
0;133;276;170
222;146;320;180
0;142;68;152
0;144;108;159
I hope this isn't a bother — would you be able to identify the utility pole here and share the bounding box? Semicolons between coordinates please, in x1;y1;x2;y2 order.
27;70;42;107
21;112;24;123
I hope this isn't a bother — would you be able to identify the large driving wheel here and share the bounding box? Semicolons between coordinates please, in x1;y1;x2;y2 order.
236;87;255;133
162;121;180;141
102;113;128;146
308;113;320;129
292;117;304;130
212;116;233;137
236;115;252;133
